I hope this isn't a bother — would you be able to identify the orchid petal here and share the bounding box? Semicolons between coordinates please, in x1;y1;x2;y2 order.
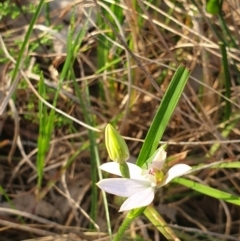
119;187;155;212
100;162;144;179
149;147;167;170
97;178;152;197
159;164;192;186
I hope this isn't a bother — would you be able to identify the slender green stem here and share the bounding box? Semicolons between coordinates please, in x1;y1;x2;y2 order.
218;13;237;48
113;216;132;241
113;207;146;241
219;42;231;121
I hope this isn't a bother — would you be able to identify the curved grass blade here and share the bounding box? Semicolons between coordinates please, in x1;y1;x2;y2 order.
137;65;190;168
173;177;240;206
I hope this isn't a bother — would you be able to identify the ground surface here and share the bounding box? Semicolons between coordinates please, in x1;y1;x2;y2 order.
0;0;240;240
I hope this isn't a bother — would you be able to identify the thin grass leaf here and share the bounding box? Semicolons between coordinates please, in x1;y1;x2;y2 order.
218;12;237;48
36;73;48;190
173;177;240;206
189;161;240;173
35;7;77;193
96;2;124;101
137;65;190;167
219;42;231;121
71;66;100;229
210;162;240;169
110;0;123;26
10;0;45;84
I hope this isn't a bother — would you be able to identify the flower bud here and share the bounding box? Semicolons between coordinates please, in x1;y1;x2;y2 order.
105;124;129;164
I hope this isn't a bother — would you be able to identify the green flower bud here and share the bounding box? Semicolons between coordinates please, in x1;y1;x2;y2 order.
105;124;129;164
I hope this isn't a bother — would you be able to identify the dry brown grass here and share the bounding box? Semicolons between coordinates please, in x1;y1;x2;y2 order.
0;0;240;240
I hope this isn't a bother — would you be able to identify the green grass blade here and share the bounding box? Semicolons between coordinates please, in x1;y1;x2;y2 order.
10;0;45;84
211;162;240;168
173;177;240;206
36;73;48;190
36;7;89;193
189;161;240;172
218;13;237;48
71;37;100;232
136;65;190;167
219;42;231;121
110;0;123;27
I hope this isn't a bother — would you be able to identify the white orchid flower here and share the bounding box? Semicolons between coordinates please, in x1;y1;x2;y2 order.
97;147;191;212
